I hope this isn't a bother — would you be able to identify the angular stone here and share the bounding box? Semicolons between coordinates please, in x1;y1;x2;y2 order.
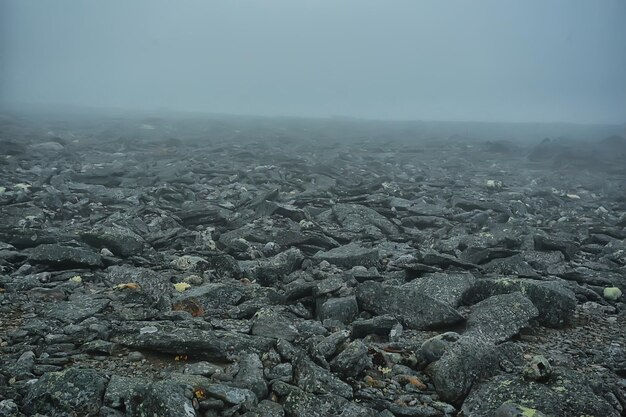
81;226;145;257
23;368;108;417
404;272;476;307
330;340;372;378
463;277;576;327
317;296;358;324
465;292;538;343
313;244;379;269
26;244;102;268
356;281;464;330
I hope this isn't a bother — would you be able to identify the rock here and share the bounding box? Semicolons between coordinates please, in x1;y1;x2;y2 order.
330;340;372;377
494;403;547;417
523;355;552;381
26;244;102;268
206;383;257;409
332;203;399;238
465;292;538;343
314;244;379;269
404;272;476;306
427;337;521;404
107;265;171;311
42;293;110;323
0;400;24;417
234;353;268;399
251;307;299;341
603;287;623;301
170;255;210;273
104;375;145;409
420;332;461;364
183;361;223;377
111;321;274;362
462;371;619;417
22;367;108;416
293;354;353;399
463;277;576;327
317;296;359;324
128;351;145;362
244;248;305;286
81;226;145;257
351;315;399;338
356;281;464;330
128;380;197;417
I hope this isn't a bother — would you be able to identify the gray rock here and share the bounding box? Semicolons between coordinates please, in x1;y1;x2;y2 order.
294;354;353;399
251;307;299;341
183;361;223;377
420;331;460;364
243;248;304;286
465;292;538;343
317;296;359;324
463;277;576;327
523;355;552;381
351;315;399;338
104;375;146;409
0;400;24;417
462;371;619;417
81;226;145;257
128;380;197;417
22;367;108;417
206;383;257;409
107;265;171;311
314;244;379;269
42;293;110;324
170;255;210;273
356;281;464;330
26;244;102;268
427;337;521;404
111;321;274;362
404;272;476;307
332;203;399;238
234;353;268;400
330;340;372;377
494;403;547;417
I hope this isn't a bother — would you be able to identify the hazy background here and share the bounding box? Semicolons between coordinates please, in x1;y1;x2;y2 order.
1;0;625;124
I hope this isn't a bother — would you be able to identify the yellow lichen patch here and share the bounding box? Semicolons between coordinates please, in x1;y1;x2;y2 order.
114;282;141;290
194;388;206;400
69;275;82;283
174;282;191;292
174;355;188;361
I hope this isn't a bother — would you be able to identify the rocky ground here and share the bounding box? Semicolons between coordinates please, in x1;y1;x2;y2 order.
0;113;625;417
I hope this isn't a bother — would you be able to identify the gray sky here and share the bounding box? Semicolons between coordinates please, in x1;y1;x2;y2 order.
1;0;625;123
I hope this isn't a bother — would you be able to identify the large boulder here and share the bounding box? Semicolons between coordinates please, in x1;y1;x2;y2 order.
463;277;576;327
356;281;464;330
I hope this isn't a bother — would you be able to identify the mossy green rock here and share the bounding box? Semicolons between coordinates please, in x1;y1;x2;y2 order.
603;287;622;301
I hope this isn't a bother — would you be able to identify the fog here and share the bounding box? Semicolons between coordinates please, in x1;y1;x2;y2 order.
1;0;625;124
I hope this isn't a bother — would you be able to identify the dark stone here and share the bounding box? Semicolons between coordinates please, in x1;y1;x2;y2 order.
314;244;379;269
22;368;108;417
356;281;464;330
26;244;102;268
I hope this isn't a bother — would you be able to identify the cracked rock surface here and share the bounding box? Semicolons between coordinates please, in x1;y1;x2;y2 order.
0;113;625;416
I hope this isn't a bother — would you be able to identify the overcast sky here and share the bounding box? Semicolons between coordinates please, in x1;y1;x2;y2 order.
1;0;625;123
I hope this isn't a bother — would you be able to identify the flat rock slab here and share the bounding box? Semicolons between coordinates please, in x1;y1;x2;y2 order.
81;225;146;257
404;272;476;307
462;371;619;417
314;244;379;269
26;243;102;268
465;292;538;343
42;294;110;324
356;280;464;330
462;277;576;327
111;321;274;362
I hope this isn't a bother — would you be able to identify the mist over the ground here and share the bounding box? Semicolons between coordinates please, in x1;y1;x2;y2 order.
1;0;625;124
